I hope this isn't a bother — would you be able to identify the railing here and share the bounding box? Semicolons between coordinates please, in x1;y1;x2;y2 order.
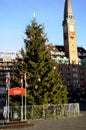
3;103;80;120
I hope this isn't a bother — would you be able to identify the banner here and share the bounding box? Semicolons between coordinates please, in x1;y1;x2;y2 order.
8;87;26;95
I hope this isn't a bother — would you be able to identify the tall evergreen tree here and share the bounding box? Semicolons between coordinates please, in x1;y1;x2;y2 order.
12;19;67;105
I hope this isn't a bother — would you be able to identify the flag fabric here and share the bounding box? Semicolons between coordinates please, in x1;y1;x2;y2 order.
6;72;10;90
24;73;28;88
21;75;23;89
21;75;23;84
24;73;26;88
24;73;26;82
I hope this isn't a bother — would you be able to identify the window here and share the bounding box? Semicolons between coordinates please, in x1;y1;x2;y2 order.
66;68;70;73
80;74;84;79
73;80;78;86
58;68;62;73
66;79;70;86
80;69;83;73
4;66;10;70
73;73;78;78
72;67;77;72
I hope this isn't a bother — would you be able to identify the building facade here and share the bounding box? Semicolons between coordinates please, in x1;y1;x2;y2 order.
47;0;86;102
0;50;20;106
47;44;86;87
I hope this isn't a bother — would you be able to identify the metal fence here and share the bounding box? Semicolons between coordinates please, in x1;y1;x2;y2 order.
3;103;80;120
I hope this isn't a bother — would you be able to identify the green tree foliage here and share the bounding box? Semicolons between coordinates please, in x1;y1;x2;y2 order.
12;19;68;105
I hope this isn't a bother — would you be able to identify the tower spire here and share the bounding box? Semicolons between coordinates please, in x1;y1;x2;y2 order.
63;0;78;64
64;0;74;21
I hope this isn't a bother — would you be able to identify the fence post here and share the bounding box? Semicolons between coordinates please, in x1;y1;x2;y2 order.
53;105;56;118
31;105;34;120
43;105;45;119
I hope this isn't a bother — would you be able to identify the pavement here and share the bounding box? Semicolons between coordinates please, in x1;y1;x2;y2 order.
3;111;86;130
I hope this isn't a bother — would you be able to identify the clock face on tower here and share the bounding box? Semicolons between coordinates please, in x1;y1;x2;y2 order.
69;25;75;38
69;25;74;32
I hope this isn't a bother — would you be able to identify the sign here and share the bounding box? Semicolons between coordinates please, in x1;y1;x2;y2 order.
8;87;26;95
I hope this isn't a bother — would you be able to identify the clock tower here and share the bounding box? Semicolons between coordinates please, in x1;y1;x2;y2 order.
63;0;78;64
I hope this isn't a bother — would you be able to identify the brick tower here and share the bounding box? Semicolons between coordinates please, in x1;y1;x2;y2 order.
63;0;78;64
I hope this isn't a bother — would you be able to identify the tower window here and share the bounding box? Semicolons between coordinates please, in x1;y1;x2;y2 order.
69;15;73;19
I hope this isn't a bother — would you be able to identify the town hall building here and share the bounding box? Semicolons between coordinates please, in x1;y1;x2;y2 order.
47;0;86;102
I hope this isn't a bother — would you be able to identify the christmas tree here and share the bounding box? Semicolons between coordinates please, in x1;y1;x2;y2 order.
12;19;67;105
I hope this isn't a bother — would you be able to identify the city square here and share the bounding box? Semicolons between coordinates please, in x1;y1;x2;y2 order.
0;0;86;129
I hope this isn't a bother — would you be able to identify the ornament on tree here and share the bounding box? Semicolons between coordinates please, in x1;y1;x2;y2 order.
46;38;49;43
39;25;43;29
41;32;44;37
30;35;33;40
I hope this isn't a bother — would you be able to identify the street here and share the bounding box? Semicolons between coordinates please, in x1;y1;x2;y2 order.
5;111;86;130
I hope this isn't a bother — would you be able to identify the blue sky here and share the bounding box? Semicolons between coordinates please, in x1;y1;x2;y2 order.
0;0;86;51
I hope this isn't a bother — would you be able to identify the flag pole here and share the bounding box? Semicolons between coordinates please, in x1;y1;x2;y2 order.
21;75;23;121
6;72;10;122
7;86;9;122
6;89;7;120
6;76;8;121
24;73;27;121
